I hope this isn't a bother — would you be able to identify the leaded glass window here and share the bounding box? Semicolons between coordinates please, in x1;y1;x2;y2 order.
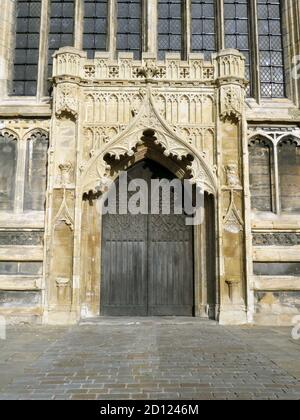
191;0;216;59
83;0;108;58
12;0;42;96
224;0;251;94
117;0;142;59
257;0;285;98
158;0;182;60
48;0;75;78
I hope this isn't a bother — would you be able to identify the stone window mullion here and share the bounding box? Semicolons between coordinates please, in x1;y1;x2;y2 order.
249;0;261;102
108;0;117;58
36;0;50;100
146;0;157;55
216;0;224;51
14;139;27;213
182;0;190;60
273;142;281;215
74;0;84;50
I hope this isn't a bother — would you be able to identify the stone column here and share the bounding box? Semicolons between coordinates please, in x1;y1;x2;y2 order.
44;48;85;324
214;50;248;325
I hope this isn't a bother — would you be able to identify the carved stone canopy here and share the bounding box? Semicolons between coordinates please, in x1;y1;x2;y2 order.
80;86;218;196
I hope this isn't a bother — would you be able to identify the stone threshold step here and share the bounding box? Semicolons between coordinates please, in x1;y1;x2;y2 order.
79;317;217;326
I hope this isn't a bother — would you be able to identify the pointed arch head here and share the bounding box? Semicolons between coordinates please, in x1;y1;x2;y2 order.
80;87;218;196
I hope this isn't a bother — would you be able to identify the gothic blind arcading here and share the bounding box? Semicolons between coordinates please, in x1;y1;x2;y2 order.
48;0;75;79
117;0;142;59
257;0;285;98
12;0;42;96
24;133;49;212
0;135;18;211
224;0;251;94
158;0;182;60
191;0;216;59
83;0;108;59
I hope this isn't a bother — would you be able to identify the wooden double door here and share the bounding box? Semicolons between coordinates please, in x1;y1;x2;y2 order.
101;160;194;316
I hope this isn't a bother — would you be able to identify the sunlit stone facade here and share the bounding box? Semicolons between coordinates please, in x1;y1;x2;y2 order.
0;0;300;325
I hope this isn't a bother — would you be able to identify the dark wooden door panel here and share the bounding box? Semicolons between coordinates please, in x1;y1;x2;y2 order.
101;160;194;317
148;214;194;316
101;212;148;316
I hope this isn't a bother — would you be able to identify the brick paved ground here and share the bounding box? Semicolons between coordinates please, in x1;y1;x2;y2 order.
0;318;299;400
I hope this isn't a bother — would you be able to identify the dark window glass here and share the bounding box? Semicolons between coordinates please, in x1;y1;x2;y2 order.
224;0;251;95
278;139;300;213
158;0;182;60
12;0;42;96
48;0;75;78
0;135;18;211
257;0;285;98
24;132;49;212
83;0;108;58
248;138;274;212
117;0;142;59
191;0;216;59
254;262;300;276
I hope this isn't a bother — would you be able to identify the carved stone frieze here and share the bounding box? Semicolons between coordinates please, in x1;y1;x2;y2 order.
0;231;44;246
253;233;300;246
0;120;49;141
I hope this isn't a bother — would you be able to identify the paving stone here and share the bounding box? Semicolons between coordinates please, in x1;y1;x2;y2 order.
0;323;299;400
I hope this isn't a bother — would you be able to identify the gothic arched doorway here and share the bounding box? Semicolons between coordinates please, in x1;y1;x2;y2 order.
100;159;194;316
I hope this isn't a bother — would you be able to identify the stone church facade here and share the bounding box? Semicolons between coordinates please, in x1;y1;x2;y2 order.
0;0;300;325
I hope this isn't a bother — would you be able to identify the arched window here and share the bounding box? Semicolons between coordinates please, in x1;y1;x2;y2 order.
0;134;18;211
278;139;300;213
248;138;274;212
24;132;49;211
257;0;285;98
117;0;142;59
191;0;216;59
12;0;42;96
47;0;75;79
83;0;108;59
158;0;183;60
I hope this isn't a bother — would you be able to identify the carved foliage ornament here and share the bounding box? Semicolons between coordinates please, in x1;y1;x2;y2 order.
220;85;243;122
55;84;78;119
253;233;300;246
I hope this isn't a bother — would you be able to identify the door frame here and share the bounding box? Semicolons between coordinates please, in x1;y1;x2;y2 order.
79;155;217;320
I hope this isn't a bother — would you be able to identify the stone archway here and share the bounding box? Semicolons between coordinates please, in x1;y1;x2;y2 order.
44;48;249;325
79;134;218;319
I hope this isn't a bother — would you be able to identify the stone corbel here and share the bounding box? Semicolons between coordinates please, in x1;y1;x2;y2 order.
59;162;73;187
226;278;243;305
56;277;71;305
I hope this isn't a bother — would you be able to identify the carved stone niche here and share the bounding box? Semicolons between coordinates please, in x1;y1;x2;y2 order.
220;85;244;123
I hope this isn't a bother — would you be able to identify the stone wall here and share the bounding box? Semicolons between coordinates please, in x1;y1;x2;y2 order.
0;0;299;325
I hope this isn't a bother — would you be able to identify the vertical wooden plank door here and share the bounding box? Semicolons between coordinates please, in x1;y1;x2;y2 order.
101;160;194;316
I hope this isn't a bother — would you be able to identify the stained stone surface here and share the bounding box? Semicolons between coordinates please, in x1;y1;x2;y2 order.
0;320;299;400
